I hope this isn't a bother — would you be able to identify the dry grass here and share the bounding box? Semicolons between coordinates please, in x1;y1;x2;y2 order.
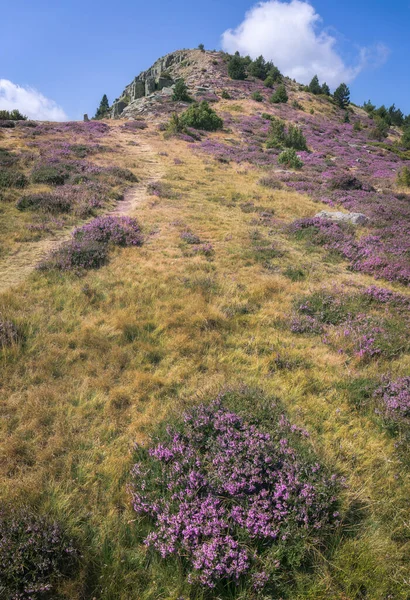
0;121;409;599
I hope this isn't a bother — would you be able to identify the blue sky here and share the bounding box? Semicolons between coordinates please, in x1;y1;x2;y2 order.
1;0;409;120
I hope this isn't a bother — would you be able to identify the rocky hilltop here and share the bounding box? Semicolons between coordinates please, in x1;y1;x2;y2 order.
111;49;225;118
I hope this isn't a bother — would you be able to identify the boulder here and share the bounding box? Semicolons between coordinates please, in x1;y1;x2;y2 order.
315;210;368;226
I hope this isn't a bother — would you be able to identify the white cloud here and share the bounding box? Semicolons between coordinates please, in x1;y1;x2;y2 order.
221;0;389;88
0;79;67;121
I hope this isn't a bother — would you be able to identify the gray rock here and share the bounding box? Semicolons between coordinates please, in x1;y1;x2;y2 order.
111;100;128;118
315;210;368;226
83;114;89;122
145;77;156;95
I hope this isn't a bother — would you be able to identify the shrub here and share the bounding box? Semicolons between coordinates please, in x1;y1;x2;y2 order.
321;82;331;96
329;174;364;191
107;166;138;182
131;395;340;593
31;165;68;186
401;127;410;150
198;43;205;52
374;377;410;425
369;116;389;140
0;320;20;347
221;90;231;100
251;91;263;102
228;54;247;80
39;239;108;271
180;230;201;244
166;113;186;135
266;117;286;148
73;216;143;247
270;84;288;104
16;193;72;213
278;148;303;169
147;181;175;198
258;176;282;189
0;168;28;188
0;508;77;599
397;166;410;187
180;101;223;131
353;121;362;131
333;83;350;109
284;124;308;150
292;100;304;110
172;79;191;102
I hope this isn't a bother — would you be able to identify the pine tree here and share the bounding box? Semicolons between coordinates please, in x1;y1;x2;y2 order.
248;55;268;80
95;94;110;119
228;54;247;80
270;84;288;104
264;65;282;88
308;75;322;95
321;82;330;96
333;84;350;109
172;79;191;102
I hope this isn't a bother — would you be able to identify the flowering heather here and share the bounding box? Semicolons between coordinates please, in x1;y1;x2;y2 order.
374;377;410;425
73;216;143;247
180;229;201;244
0;508;77;599
132;399;340;592
38;239;108;272
291;288;410;361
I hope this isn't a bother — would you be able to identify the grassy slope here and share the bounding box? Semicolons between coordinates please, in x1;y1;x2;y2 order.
1;107;410;599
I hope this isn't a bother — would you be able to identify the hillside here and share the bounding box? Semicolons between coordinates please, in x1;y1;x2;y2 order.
1;49;410;600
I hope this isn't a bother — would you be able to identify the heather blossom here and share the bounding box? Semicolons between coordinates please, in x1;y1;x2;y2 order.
131;399;340;592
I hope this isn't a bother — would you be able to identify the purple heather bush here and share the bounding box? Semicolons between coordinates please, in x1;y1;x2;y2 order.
73;215;143;247
374;377;410;425
39;216;143;272
180;229;201;244
0;508;77;599
291;287;410;361
131;394;340;593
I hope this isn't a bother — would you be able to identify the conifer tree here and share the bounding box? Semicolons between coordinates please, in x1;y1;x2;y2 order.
308;75;322;95
172;79;191;102
228;54;247;80
333;83;350;109
321;82;330;96
95;94;110;119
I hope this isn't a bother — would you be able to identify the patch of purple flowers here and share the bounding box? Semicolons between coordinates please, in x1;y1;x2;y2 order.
73;215;143;247
375;377;410;425
131;399;340;591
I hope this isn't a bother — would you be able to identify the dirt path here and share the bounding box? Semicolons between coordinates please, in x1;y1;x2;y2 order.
0;135;163;294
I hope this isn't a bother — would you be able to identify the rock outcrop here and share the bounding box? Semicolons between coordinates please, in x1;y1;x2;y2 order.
315;210;368;226
110;49;223;119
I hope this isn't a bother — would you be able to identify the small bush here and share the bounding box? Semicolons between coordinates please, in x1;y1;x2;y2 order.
258;176;282;189
221;90;231;99
131;394;340;592
284;124;308;150
278;148;303;169
147;181;175;198
180;101;223;131
292;100;304;110
39;239;108;271
31;166;67;186
266;117;286;148
270;84;288;104
107;166;138;182
0;508;77;599
401;128;410;150
16;193;71;213
397;166;410;187
369;117;389;141
172;79;191;102
374;377;410;425
0;168;28;188
180;230;201;244
73;215;143;247
353;121;362;131
0;320;20;347
329;174;364;190
251;91;263;102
